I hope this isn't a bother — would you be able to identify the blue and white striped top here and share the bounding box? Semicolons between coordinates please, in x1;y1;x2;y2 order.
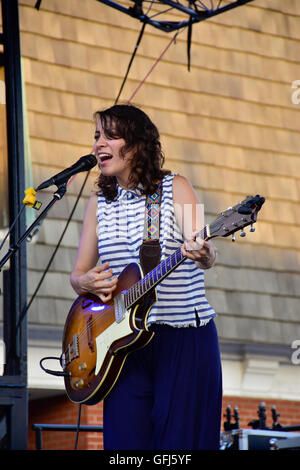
97;174;216;328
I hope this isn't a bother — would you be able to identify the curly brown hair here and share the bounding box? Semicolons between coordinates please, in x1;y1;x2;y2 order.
94;104;170;201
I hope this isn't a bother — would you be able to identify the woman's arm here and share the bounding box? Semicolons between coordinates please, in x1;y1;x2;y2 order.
70;194;118;301
172;175;216;269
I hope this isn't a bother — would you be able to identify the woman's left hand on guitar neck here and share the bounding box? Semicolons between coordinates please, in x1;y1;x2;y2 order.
182;231;216;270
172;175;216;270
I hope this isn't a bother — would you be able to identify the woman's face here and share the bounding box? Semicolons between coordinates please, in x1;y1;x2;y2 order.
93;118;134;187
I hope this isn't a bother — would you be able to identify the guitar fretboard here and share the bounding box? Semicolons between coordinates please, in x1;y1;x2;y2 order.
124;225;207;308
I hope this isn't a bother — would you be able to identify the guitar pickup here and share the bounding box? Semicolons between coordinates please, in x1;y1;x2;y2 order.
114;292;126;323
73;334;79;358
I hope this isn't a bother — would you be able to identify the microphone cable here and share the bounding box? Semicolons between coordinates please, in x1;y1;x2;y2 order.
0;205;26;254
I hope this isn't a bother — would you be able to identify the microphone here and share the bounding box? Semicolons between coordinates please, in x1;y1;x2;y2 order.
36;154;97;191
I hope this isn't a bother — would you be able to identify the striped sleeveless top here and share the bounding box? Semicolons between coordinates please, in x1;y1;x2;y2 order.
97;174;216;328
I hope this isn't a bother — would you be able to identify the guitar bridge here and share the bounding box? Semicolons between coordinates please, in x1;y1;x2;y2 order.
63;333;79;367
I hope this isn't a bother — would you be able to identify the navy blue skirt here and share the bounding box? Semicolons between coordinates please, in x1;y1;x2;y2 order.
103;320;222;450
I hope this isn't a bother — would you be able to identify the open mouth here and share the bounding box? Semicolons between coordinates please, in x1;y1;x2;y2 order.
99;153;113;162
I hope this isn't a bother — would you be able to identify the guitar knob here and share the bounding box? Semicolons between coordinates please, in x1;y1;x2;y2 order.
79;362;87;371
249;224;255;232
75;379;85;389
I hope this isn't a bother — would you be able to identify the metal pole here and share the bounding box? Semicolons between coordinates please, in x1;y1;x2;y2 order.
0;0;28;450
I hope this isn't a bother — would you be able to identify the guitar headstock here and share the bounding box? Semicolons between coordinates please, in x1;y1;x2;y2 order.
208;195;265;241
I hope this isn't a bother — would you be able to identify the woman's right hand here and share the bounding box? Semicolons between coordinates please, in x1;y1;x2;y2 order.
76;262;118;302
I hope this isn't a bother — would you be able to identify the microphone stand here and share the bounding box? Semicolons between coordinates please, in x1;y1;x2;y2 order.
0;183;67;272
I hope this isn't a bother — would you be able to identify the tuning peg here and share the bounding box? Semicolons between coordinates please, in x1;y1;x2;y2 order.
240;229;246;237
232;233;235;242
249;224;255;232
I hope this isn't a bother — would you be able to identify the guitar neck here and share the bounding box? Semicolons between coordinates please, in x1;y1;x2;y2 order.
124;225;208;308
122;192;265;309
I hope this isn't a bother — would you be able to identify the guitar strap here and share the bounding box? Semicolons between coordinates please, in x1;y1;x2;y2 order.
139;180;162;275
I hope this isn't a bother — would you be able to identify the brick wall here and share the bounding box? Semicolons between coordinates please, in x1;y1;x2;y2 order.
28;394;300;450
28;395;103;450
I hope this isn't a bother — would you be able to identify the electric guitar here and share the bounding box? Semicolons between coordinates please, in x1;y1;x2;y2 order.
61;195;265;405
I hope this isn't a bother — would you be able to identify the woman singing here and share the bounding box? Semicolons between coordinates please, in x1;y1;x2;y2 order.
70;104;222;450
